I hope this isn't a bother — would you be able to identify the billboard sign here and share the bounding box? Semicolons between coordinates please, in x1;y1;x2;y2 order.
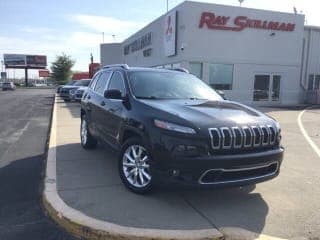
163;11;177;57
26;55;47;67
3;54;47;68
4;54;26;67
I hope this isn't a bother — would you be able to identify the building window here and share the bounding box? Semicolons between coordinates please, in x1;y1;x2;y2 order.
253;75;270;101
189;62;203;79
209;64;233;90
308;74;314;90
315;75;320;90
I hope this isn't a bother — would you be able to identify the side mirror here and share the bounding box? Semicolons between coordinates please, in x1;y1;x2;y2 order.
216;90;226;100
104;89;122;99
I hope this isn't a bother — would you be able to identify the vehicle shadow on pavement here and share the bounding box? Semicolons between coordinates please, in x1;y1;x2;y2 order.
55;141;268;234
56;100;81;119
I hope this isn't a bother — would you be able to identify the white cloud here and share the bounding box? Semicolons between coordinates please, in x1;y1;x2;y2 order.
72;14;146;37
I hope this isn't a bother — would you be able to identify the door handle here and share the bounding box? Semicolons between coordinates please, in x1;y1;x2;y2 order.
100;101;106;106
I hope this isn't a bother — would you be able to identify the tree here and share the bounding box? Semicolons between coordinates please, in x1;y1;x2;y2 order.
50;53;75;84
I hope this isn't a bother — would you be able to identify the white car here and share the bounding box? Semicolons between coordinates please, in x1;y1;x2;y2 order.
2;82;16;91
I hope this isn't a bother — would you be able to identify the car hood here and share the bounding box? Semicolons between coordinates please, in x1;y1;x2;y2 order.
139;99;274;129
76;86;87;91
62;86;79;90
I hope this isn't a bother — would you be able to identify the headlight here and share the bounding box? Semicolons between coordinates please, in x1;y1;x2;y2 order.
154;119;196;134
275;122;281;142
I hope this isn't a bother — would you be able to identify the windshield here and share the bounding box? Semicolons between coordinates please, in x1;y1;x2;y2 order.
128;71;222;100
73;80;91;86
66;81;76;86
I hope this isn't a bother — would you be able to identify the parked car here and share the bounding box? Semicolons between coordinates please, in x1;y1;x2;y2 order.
80;64;283;194
57;80;76;93
60;79;91;101
2;82;16;91
74;86;88;102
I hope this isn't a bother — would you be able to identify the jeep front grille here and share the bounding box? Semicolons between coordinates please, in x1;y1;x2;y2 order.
209;125;277;150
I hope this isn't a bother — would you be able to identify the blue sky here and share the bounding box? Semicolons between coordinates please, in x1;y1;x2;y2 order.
0;0;318;78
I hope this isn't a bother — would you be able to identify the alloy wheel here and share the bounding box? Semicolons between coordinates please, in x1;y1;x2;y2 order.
81;119;88;145
122;145;151;188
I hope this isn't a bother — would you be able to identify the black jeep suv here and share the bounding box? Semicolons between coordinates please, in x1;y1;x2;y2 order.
80;64;283;193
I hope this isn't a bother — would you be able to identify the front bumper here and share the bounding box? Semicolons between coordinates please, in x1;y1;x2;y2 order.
74;93;83;101
60;92;70;99
150;132;284;187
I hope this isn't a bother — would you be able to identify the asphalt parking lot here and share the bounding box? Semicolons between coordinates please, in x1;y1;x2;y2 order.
0;89;76;240
51;97;320;239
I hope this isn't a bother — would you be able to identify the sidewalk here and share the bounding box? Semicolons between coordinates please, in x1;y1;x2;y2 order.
43;96;320;240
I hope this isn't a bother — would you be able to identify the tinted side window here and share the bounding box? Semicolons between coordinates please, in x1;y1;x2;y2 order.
107;72;125;94
94;72;111;95
89;73;100;89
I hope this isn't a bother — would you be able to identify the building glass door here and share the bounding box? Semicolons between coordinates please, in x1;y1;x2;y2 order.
254;74;281;102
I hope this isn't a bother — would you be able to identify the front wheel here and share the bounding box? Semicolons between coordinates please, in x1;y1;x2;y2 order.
80;116;97;149
119;138;153;194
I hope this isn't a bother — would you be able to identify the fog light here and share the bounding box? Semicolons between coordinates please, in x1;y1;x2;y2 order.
172;169;180;177
176;145;186;152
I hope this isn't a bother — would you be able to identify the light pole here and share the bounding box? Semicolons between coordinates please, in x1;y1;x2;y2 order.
102;32;105;43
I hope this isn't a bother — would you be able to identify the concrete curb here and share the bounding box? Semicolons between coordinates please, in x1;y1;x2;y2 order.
42;94;224;240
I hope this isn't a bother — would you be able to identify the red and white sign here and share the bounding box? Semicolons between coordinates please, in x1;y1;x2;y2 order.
199;12;296;32
164;11;177;57
39;69;49;77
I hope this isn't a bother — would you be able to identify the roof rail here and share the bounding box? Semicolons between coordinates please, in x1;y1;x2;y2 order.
103;64;129;70
170;67;190;74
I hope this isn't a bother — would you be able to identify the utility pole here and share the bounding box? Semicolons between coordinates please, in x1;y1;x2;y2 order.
166;0;168;12
25;68;28;87
102;32;105;43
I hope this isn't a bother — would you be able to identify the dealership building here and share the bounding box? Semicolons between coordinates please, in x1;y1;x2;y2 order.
101;1;320;105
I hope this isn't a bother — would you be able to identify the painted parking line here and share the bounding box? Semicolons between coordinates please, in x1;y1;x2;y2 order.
297;108;320;158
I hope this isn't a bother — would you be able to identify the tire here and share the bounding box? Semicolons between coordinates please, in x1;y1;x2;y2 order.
119;137;153;194
80;115;97;149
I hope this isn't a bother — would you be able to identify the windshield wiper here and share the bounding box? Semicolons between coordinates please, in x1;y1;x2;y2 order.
135;96;158;99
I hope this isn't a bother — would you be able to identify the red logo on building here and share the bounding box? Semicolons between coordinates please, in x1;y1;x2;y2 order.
165;15;173;41
199;12;296;32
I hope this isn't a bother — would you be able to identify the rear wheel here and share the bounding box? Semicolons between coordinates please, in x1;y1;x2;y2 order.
80;115;97;149
119;138;153;194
